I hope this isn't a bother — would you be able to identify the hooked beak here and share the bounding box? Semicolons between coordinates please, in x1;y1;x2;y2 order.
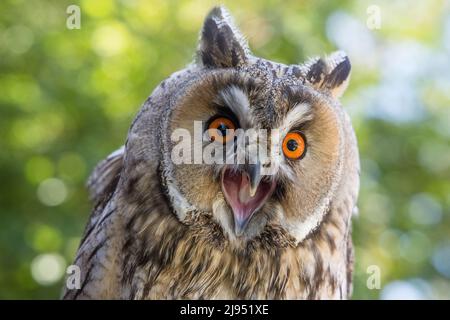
221;165;276;236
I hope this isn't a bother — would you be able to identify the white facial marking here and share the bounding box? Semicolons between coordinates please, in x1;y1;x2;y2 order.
219;86;252;127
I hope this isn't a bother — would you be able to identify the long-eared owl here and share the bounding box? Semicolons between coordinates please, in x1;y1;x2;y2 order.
63;6;360;300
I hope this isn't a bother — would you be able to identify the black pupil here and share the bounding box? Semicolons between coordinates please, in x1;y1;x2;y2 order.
287;139;298;151
217;123;228;136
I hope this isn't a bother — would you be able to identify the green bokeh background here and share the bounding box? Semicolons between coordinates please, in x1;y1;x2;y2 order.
1;0;449;299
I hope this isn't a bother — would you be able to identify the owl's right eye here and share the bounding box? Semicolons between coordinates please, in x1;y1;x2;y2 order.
206;117;236;144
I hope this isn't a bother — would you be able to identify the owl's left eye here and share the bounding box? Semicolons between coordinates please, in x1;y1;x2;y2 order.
207;117;237;144
282;132;306;160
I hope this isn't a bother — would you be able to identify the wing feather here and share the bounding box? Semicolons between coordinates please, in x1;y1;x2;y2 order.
62;147;124;299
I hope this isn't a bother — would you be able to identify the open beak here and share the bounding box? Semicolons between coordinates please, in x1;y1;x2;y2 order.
221;165;276;236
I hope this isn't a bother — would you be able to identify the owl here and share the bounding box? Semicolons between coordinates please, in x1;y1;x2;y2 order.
63;6;359;300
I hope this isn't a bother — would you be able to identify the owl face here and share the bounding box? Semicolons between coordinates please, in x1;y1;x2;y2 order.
162;7;352;246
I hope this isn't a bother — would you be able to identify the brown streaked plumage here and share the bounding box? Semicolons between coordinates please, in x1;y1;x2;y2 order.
63;6;359;300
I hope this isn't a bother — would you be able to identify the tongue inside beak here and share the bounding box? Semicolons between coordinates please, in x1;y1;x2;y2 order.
221;168;276;236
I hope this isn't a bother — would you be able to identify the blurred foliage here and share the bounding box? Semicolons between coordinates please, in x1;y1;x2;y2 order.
0;0;449;299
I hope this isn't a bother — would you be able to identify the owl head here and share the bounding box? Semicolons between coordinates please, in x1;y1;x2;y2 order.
128;7;355;248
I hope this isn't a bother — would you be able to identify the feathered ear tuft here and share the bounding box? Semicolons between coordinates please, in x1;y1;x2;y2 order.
304;51;351;98
196;6;250;68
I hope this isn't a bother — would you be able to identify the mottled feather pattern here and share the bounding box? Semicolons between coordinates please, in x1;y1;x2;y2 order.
117;160;353;299
63;6;359;300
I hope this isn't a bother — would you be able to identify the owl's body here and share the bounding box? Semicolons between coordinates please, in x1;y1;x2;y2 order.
64;7;359;300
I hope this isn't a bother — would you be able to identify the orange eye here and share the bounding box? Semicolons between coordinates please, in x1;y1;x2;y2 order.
282;132;306;160
207;117;236;144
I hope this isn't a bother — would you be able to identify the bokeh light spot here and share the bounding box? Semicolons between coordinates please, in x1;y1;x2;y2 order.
26;224;63;252
57;153;87;182
30;253;66;286
92;23;130;57
381;279;430;299
81;0;115;18
432;244;450;279
25;156;54;185
2;25;34;55
37;178;68;207
408;193;443;226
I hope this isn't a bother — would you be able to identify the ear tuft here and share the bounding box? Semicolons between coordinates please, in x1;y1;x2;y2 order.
304;51;351;98
197;6;250;68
